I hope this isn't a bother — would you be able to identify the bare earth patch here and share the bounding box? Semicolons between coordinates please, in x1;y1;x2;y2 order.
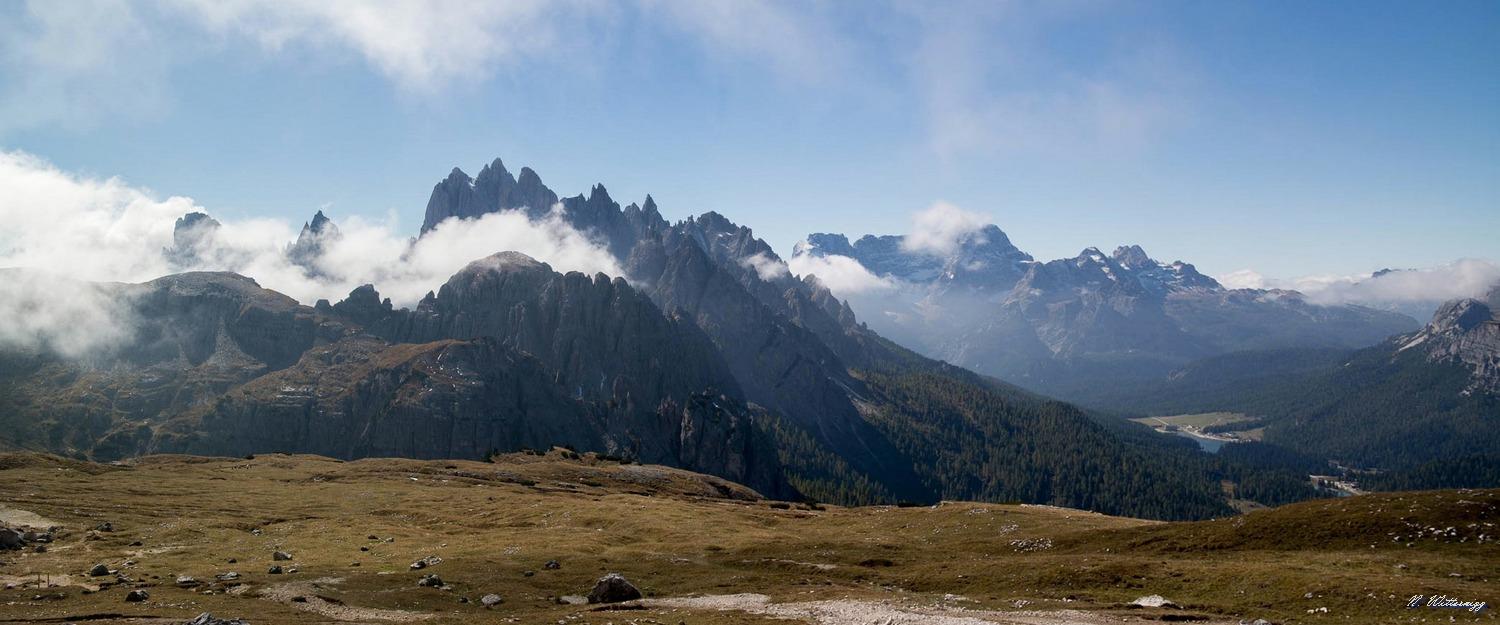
650;594;1240;625
0;504;60;528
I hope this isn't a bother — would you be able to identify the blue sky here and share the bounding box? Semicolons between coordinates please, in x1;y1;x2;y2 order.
1;0;1496;281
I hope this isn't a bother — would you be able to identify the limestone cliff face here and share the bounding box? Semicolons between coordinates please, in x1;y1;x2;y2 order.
352;252;743;411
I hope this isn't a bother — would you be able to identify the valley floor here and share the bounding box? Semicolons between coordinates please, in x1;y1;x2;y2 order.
0;452;1494;625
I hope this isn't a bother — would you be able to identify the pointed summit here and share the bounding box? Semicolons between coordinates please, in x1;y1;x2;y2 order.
1111;245;1154;270
288;209;340;275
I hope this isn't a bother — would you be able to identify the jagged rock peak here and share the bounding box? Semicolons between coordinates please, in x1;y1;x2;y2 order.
304;210;333;234
288;210;340;274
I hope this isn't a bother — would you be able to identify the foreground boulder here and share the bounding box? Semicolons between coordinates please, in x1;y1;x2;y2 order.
0;527;24;550
587;573;642;604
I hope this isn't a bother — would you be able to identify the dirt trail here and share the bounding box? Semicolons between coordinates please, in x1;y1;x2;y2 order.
259;576;434;622
651;593;1241;625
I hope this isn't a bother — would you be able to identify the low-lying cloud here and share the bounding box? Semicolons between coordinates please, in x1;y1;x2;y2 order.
0;150;623;356
786;251;896;296
1218;259;1500;318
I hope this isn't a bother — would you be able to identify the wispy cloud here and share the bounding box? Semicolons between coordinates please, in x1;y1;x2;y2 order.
904;2;1193;161
0;0;172;132
647;0;851;86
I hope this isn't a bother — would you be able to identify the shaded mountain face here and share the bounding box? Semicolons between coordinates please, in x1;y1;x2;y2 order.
0;268;792;498
797;230;1418;399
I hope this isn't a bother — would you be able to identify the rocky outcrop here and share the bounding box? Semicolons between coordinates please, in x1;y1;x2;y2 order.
1395;284;1500;393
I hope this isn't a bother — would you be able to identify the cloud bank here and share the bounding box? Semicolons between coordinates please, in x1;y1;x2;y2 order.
1218;260;1500;318
0;150;622;355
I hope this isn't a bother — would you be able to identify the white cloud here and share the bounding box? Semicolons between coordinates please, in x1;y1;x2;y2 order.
648;0;848;86
739;252;789;281
1217;260;1500;307
901;201;989;256
787;252;896;296
0;150;624;354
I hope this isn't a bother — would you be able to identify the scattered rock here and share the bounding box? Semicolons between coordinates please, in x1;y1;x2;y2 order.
129;540;143;546
557;595;588;605
89;564;111;577
176;576;201;588
1131;595;1178;609
33;544;47;553
0;527;26;550
216;572;241;582
587;573;642;604
272;550;293;561
268;565;283;575
417;574;444;587
544;559;561;570
95;521;114;532
481;593;503;607
184;612;251;625
410;555;442;570
523;570;535;577
125;589;149;602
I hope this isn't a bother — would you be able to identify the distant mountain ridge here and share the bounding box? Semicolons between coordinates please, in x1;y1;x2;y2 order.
797;227;1418;400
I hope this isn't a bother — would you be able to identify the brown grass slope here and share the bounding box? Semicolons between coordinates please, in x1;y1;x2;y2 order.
0;452;1494;625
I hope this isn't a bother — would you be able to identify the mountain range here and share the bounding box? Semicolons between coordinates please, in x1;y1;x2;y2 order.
795;230;1420;401
1;157;1493;518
